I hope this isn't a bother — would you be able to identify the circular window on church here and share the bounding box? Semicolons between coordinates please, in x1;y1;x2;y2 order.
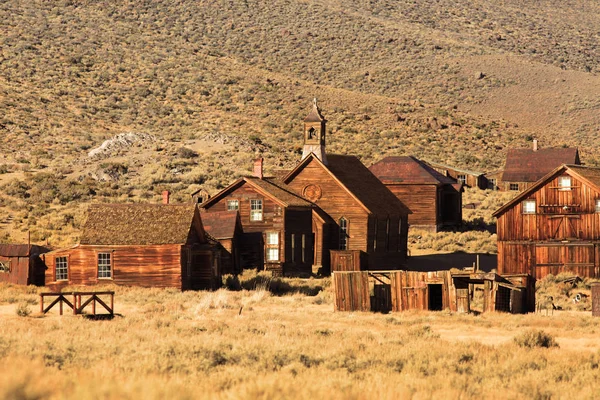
303;184;322;202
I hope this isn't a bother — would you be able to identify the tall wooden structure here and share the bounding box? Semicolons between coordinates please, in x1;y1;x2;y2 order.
501;141;580;191
44;204;220;290
0;244;48;286
369;156;463;231
494;164;600;279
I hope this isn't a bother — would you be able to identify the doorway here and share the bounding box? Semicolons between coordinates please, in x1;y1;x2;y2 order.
428;284;443;311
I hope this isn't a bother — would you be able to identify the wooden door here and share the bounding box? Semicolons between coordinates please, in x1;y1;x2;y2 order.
372;284;392;313
456;288;470;313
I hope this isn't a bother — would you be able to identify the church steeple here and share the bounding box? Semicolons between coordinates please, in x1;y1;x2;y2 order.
302;98;327;164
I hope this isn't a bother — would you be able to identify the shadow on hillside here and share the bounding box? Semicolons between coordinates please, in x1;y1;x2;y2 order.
407;251;497;273
223;274;323;296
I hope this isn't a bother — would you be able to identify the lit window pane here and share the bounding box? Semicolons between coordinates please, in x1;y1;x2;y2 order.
98;253;112;278
522;200;536;214
266;232;279;245
55;257;68;281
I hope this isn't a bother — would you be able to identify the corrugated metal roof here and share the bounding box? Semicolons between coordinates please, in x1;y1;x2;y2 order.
0;244;49;257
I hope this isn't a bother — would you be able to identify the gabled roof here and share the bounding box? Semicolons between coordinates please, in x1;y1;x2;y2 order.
369;156;458;186
201;176;312;209
80;204;202;245
283;153;410;216
425;161;484;177
201;211;240;239
0;244;49;257
502;147;580;182
493;164;600;217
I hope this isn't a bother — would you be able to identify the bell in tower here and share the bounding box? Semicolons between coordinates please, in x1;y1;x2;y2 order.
302;98;328;165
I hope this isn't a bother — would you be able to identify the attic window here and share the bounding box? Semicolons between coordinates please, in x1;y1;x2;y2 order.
227;200;239;211
558;176;572;191
457;174;467;185
0;261;9;273
522;200;536;214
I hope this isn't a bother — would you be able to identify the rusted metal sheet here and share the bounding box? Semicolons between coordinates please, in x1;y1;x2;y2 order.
592;284;600;317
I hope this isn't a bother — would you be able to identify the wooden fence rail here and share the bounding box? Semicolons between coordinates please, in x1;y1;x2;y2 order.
40;291;114;316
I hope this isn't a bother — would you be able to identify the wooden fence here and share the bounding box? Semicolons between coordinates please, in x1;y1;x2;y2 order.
40;291;114;316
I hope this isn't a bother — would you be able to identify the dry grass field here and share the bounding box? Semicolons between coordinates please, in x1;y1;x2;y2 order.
2;273;600;400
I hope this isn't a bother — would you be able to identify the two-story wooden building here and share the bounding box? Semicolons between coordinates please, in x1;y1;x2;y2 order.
494;164;600;279
369;156;462;232
201;165;314;276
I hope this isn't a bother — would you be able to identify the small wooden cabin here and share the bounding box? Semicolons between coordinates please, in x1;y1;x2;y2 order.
369;156;463;231
494;164;600;279
501;141;580;191
201;164;314;276
332;270;534;314
191;188;211;205
201;210;242;275
0;244;49;286
44;204;220;290
426;161;486;190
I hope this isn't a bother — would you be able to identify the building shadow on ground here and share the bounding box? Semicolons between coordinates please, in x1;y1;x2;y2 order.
407;251;497;273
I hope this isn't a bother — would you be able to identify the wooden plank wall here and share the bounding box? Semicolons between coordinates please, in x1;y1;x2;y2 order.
0;256;30;285
332;271;370;312
284;208;314;276
385;185;438;227
390;271;453;312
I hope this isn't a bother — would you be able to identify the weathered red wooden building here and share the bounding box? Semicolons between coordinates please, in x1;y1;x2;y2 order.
201;211;242;275
201;171;314;276
0;244;48;286
494;164;600;279
44;203;220;290
369;156;462;231
501;141;580;191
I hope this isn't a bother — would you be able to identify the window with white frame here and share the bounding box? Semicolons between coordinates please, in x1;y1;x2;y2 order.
457;174;467;185
595;199;600;213
98;252;112;279
266;232;279;261
250;199;263;221
55;256;68;281
339;217;349;250
558;176;572;191
290;234;295;262
522;200;536;214
227;200;239;211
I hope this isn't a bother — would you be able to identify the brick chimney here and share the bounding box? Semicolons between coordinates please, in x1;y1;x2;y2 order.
162;190;170;205
533;139;538;152
253;158;264;179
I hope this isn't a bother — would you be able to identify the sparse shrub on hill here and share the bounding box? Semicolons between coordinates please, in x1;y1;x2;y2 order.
514;330;559;349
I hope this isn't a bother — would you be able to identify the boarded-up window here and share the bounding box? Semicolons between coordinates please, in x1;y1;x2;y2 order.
98;253;112;279
250;199;263;221
55;257;68;281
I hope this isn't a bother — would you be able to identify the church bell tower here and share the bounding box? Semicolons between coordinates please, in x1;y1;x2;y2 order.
302;98;327;165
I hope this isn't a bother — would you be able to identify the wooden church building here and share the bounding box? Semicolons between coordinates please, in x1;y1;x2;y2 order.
494;164;600;279
201;100;410;275
369;156;463;232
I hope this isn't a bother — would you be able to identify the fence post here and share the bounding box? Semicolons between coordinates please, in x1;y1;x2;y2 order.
73;293;77;315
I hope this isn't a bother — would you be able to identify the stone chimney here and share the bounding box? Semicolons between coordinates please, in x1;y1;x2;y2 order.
162;190;170;205
533;139;538;152
253;158;264;179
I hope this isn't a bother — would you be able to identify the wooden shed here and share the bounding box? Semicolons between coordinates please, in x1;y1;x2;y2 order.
44;204;220;290
0;244;49;286
425;161;486;190
332;270;534;314
494;164;600;279
369;156;463;231
201;210;242;275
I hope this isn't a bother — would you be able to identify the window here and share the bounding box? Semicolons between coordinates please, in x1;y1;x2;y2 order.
301;234;306;263
522;200;536;214
509;183;519;191
385;218;390;251
98;252;112;279
397;219;403;252
373;219;378;251
227;200;239;211
0;261;9;273
250;199;263;221
339;217;348;250
291;234;295;262
595;199;600;213
488;179;497;190
55;257;68;281
457;174;467;185
558;176;572;191
266;232;279;261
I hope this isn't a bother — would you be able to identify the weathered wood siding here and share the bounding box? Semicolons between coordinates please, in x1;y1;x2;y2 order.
0;256;33;285
385;185;438;227
332;271;370;311
497;173;600;279
284;207;314;276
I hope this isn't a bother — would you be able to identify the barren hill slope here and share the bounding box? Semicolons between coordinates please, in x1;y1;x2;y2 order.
1;0;599;244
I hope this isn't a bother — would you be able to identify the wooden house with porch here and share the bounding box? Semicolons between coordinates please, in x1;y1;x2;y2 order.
44;201;220;290
0;244;49;286
369;156;462;232
494;164;600;279
501;140;580;191
200;165;314;276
